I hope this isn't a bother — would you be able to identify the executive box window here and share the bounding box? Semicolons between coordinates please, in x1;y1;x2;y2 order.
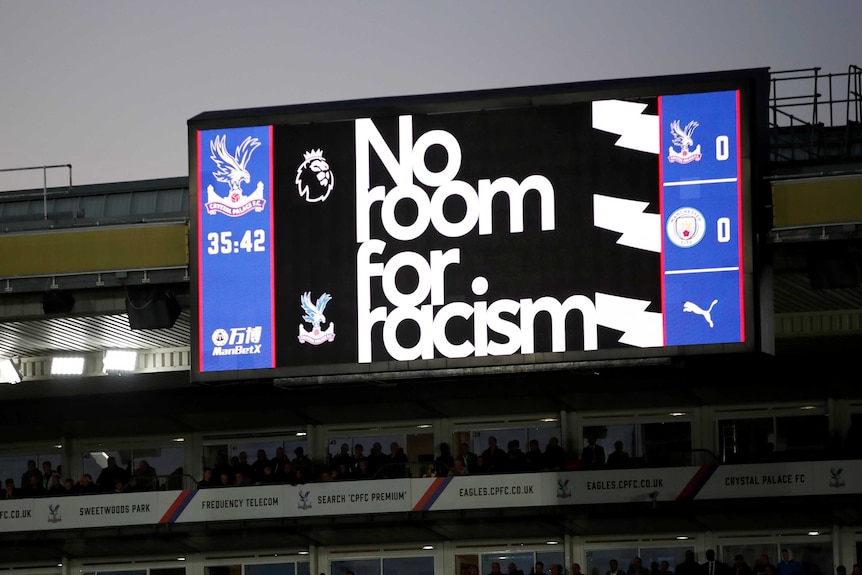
718;414;829;463
582;421;693;468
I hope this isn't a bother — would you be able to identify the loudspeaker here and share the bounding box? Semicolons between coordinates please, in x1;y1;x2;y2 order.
42;291;75;315
125;287;180;330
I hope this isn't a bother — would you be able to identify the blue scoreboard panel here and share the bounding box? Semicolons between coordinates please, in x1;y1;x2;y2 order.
190;70;767;382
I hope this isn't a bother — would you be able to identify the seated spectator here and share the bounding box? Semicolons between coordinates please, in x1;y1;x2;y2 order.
73;474;99;494
22;474;47;497
449;459;469;476
353;458;372;480
544;437;567;470
46;474;64;495
3;477;21;499
198;467;216;488
216;472;232;487
525;439;544;471
62;478;75;495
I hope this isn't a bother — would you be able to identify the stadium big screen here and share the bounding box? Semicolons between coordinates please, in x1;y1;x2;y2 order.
189;69;769;384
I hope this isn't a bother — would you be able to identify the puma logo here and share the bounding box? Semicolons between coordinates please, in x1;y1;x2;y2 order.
683;299;718;328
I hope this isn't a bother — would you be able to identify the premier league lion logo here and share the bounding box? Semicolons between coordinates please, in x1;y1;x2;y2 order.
295;149;334;203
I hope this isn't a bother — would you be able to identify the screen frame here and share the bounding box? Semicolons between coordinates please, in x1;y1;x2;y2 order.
188;68;771;385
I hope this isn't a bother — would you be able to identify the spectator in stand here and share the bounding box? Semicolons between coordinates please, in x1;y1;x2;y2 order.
509;563;525;575
572;564;583;575
677;551;700;575
97;456;129;492
628;557;649;575
659;561;674;575
852;566;861;575
2;478;18;499
506;439;527;472
73;474;99;494
482;436;507;473
41;461;55;490
352;444;365;474
21;460;42;490
581;433;606;469
293;447;312;477
367;442;387;477
457;442;479;474
62;478;75;495
488;562;503;575
251;449;269;482
331;443;353;473
213;452;233;482
777;550;804;575
46;474;64;495
435;443;454;477
608;560;625;575
701;550;728;575
278;461;295;484
733;555;754;575
235;469;251;486
271;447;289;474
22;474;46;497
544;437;567;470
133;460;158;491
235;451;254;479
754;555;776;575
197;467;215;488
217;471;232;487
606;441;631;469
353;458;372;480
386;442;409;478
448;459;469;476
835;567;845;575
549;566;562;575
530;561;546;575
525;439;544;471
475;455;489;474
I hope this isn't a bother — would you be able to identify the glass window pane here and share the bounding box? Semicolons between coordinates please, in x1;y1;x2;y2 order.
641;422;692;467
297;563;310;575
536;552;565;574
718;418;773;463
781;543;833;575
719;543;777;567
207;567;241;575
331;559;380;575
482;553;533;575
473;430;527;459
775;416;829;455
246;563;296;575
383;557;434;575
640;547;694;572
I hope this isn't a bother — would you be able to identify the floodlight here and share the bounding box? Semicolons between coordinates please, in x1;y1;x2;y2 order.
103;350;137;373
51;356;85;376
0;359;22;384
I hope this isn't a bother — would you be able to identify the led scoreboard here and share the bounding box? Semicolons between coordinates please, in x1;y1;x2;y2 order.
189;69;769;383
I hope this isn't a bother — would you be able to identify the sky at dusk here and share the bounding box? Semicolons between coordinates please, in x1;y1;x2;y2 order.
1;1;860;190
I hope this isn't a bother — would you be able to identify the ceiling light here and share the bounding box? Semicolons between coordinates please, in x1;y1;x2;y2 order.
417;424;432;429
54;444;63;449
546;541;559;545
807;531;820;536
800;405;816;410
0;359;22;384
298;551;310;555
177;557;186;561
51;357;85;376
541;418;558;422
296;431;308;436
422;545;434;550
676;536;690;540
172;437;185;442
103;350;137;373
669;412;686;417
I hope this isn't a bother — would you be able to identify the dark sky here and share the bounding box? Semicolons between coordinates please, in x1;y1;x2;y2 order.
1;1;860;190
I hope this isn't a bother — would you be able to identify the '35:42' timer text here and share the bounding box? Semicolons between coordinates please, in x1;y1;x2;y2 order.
206;230;266;254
